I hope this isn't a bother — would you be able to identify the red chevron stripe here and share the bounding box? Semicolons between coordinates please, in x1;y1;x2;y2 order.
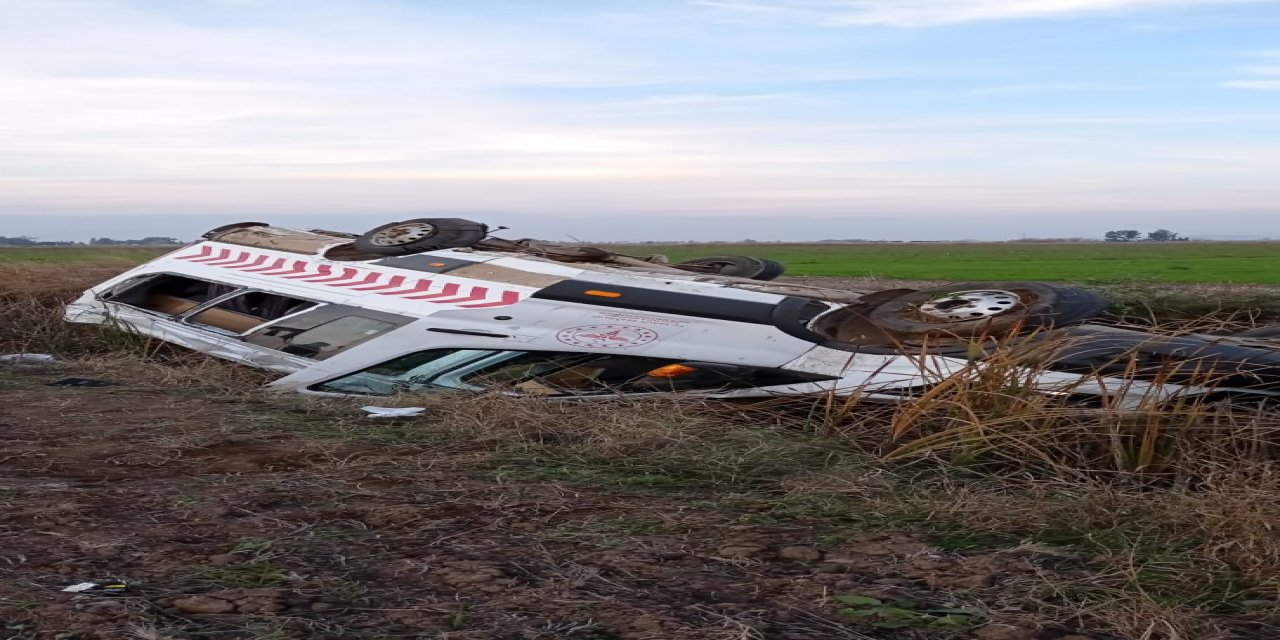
205;250;253;267
176;245;214;260
284;264;332;280
263;260;310;276
230;254;271;271
416;285;485;303
402;282;460;300
329;272;382;288
376;279;435;296
169;247;524;309
239;257;286;273
186;247;233;263
303;267;360;284
347;274;405;291
456;290;522;308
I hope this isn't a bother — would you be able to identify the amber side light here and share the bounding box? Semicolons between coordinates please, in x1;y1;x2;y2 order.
429;262;448;267
584;290;624;298
647;364;700;378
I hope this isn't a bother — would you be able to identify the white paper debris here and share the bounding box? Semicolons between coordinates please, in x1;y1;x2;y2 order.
361;406;426;418
0;353;56;363
62;582;101;593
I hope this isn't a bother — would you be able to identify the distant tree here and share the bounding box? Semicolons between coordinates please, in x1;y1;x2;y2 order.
136;236;181;245
1104;230;1142;242
0;235;38;246
1146;229;1184;242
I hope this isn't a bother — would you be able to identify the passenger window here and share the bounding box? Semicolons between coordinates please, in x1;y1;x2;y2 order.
243;305;412;360
187;291;317;335
311;349;773;396
271;316;396;359
462;352;676;395
106;275;235;317
313;349;494;395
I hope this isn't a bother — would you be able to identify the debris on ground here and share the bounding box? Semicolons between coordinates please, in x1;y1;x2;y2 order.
361;406;427;418
46;377;114;388
61;579;129;594
0;353;57;364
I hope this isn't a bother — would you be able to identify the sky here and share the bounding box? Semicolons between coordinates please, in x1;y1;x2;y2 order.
1;0;1279;241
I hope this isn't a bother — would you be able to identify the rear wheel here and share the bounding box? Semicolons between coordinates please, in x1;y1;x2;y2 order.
353;218;488;256
675;255;787;281
866;282;1108;339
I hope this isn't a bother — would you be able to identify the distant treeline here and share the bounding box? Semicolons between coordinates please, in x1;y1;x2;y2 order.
0;236;186;247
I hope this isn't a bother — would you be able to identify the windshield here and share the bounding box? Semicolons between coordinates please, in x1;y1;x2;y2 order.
312;349;493;395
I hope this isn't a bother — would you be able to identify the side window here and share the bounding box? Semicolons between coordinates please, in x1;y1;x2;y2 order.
186;291;317;335
312;349;494;395
244;306;411;360
105;274;235;316
310;350;796;396
460;352;692;395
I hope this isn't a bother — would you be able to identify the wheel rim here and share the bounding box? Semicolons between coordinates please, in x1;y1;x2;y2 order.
916;290;1021;321
369;222;437;247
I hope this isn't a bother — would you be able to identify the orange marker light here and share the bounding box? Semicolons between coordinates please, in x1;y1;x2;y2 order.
429;262;448;267
647;364;699;378
584;290;624;298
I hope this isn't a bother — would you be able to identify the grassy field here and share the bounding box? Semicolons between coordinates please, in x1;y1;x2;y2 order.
609;241;1280;284
3;241;1278;284
0;245;175;265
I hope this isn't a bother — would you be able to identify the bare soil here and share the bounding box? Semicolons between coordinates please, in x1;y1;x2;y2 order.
1;364;1111;640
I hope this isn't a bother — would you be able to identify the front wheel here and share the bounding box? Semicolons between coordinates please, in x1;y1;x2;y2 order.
352;218;489;255
866;282;1108;339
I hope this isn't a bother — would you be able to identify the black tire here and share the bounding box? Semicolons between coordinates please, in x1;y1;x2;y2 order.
1047;325;1280;392
752;258;787;281
353;218;488;256
866;282;1108;338
1233;326;1280;339
202;221;268;239
675;255;787;281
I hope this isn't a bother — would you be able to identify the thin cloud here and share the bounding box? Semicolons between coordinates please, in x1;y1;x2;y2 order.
695;0;1278;26
1222;51;1280;90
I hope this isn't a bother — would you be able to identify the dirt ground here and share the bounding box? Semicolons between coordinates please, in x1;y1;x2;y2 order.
0;361;1119;640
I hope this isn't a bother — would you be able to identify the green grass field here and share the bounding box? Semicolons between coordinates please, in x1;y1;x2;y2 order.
610;241;1280;284
0;246;175;265
3;241;1277;283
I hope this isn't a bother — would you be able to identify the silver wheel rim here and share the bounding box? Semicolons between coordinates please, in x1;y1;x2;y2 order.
369;222;437;247
917;290;1021;321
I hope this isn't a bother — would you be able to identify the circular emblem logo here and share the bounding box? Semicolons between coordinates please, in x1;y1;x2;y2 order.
555;324;659;349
